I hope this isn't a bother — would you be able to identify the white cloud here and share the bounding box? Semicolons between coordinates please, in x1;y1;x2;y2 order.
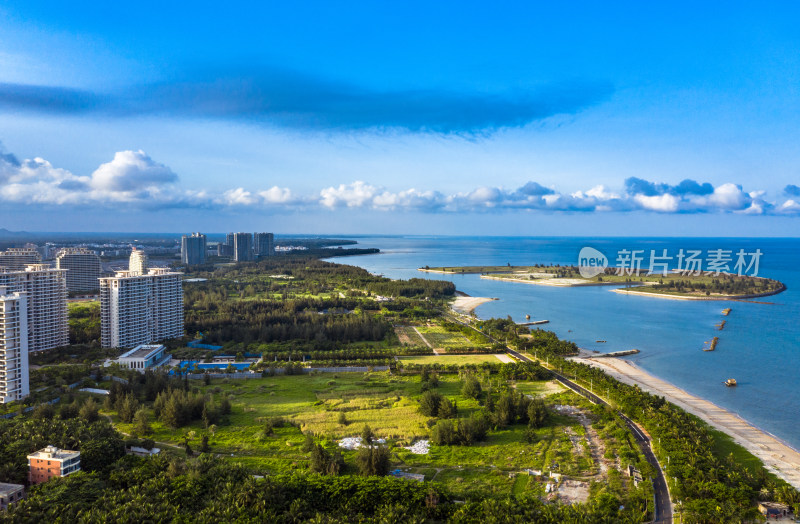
466;186;503;205
220;188;258;206
585;185;619;200
707;183;750;210
259;186;294;204
320;181;379;208
633;193;679;212
90;150;177;192
0;145;797;217
778;199;800;213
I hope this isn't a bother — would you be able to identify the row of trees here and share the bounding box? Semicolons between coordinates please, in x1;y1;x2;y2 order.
186;299;391;346
421;373;550;446
652;275;783;295
151;388;231;429
1;452;646;522
530;330;800;522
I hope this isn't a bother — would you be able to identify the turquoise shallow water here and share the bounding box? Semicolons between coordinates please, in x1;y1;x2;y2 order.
328;236;800;449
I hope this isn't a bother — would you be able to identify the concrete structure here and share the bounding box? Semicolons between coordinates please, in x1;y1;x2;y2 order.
758;502;791;519
233;232;254;262
55;248;101;292
181;233;207;265
27;446;80;485
217;243;233;257
0;265;68;352
100;268;183;348
254;232;274;257
0;249;41;270
0;483;24;509
125;445;161;457
225;232;235;248
118;344;171;372
35;243;54;260
0;289;28;403
129;247;148;275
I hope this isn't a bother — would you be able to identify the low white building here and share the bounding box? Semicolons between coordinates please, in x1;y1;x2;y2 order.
117;344;171;372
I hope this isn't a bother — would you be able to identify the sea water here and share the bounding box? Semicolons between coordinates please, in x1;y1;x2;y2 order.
329;236;800;449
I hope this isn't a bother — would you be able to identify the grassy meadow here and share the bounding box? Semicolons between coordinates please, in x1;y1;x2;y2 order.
109;371;639;498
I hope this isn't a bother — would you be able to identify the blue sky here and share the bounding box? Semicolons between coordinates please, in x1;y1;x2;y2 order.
1;1;800;234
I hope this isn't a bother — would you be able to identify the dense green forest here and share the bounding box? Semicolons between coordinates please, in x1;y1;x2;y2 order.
183;257;453;350
1;453;641;523
15;252;794;522
67;302;101;345
648;274;784;295
185;297;392;346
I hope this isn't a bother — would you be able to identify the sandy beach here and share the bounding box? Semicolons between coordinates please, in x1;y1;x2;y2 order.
480;275;620;287
611;288;712;300
611;287;787;301
450;295;497;314
583;357;800;489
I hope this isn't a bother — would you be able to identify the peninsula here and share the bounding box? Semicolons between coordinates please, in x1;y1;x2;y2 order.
420;265;786;300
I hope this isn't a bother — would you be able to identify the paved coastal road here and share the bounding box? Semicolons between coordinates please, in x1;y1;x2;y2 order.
507;347;672;523
444;313;671;523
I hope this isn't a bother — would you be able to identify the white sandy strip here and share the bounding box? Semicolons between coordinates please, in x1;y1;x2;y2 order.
611;288;724;301
480;275;618;287
495;354;514;363
450;296;496;314
584;357;800;489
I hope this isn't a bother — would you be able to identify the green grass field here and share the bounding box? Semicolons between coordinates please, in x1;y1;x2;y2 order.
415;325;478;350
398;354;508;365
394;325;427;346
111;372;632;499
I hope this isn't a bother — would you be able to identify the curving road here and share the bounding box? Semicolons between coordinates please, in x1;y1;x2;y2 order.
508;346;672;523
445;312;671;523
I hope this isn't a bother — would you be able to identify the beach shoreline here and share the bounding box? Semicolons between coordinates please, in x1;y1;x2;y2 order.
480;275;621;287
450;293;498;315
580;356;800;489
611;286;786;301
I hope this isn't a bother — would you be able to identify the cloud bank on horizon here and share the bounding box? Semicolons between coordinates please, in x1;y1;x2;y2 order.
2;145;799;216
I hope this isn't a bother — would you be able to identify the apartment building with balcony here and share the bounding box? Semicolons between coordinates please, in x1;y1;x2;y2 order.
0;265;68;352
55;248;101;292
0;288;28;403
100;268;183;348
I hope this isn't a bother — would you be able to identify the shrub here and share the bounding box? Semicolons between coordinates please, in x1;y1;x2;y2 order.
527;398;549;429
461;375;482;399
418;390;442;417
356;445;390;476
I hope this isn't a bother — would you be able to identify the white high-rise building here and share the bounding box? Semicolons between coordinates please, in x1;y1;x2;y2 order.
55;248;101;292
100;268;183;349
129;247;148;275
0;249;41;271
0;288;29;403
0;265;68;352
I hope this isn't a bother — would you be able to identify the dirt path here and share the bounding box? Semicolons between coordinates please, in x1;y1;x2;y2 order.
584;357;800;489
413;327;440;355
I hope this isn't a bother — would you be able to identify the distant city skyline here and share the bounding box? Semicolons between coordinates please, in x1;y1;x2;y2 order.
1;2;799;235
